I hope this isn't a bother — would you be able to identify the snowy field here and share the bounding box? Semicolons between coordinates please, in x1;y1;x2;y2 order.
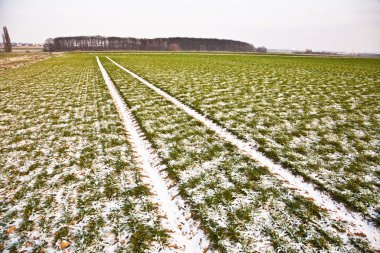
105;54;380;222
1;53;379;252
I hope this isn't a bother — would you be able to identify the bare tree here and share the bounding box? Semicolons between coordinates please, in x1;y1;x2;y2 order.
43;38;55;52
168;43;180;51
256;46;267;53
2;34;5;51
2;26;12;52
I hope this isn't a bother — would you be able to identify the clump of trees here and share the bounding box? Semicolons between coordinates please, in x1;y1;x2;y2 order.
2;26;12;52
43;36;260;52
256;46;267;53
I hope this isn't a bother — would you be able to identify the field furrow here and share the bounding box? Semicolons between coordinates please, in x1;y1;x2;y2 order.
100;56;375;252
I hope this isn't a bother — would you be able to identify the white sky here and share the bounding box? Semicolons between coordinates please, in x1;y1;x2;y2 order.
1;0;379;53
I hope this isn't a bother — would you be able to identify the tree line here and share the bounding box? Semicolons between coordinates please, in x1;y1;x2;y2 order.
43;36;266;52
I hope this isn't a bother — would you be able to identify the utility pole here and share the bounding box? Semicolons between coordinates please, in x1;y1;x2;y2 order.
2;26;12;52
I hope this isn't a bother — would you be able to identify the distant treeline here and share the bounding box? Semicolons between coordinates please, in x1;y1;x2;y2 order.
43;36;266;52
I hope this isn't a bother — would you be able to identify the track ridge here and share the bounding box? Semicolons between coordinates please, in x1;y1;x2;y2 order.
97;57;211;253
107;56;380;251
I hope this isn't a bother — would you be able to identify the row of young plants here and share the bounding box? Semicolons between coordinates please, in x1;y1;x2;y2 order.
100;56;373;252
107;53;380;224
0;54;169;252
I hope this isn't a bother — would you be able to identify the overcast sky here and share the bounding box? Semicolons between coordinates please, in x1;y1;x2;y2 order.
1;0;379;53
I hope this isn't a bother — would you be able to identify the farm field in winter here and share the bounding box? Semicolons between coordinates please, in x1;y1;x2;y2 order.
1;53;379;252
105;54;380;220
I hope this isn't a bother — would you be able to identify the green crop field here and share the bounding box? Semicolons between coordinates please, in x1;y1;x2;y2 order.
1;53;379;252
0;55;168;252
106;54;380;219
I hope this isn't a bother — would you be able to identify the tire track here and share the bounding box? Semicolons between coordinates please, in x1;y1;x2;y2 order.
97;57;211;253
107;56;380;251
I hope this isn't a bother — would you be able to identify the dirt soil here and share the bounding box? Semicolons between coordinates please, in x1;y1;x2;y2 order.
0;53;52;71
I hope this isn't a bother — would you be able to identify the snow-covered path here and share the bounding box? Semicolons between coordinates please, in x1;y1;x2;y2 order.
97;57;211;253
107;56;380;251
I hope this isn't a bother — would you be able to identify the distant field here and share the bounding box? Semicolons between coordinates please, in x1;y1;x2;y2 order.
11;46;43;52
0;52;51;70
1;53;379;252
